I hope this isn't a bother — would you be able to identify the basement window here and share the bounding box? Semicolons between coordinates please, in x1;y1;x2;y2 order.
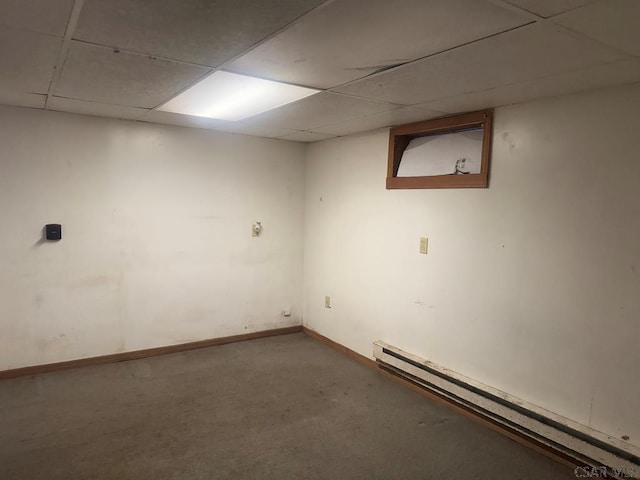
387;109;493;189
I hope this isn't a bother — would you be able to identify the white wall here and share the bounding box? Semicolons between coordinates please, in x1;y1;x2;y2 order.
2;82;638;447
0;106;305;370
303;83;640;448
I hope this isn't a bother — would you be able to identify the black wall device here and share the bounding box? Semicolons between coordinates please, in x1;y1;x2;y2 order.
45;224;62;241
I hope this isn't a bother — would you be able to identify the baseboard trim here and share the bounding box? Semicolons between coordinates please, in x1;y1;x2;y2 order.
302;327;378;369
301;326;585;473
0;325;302;380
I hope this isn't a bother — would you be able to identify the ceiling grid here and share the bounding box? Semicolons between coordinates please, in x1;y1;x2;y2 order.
0;0;638;141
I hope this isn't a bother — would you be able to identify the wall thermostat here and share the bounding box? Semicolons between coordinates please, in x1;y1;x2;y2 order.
45;224;62;241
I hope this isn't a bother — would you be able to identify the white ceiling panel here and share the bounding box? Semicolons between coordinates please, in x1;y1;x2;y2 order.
553;0;640;57
213;122;297;140
279;131;338;142
55;41;211;108
504;0;595;18
140;111;297;139
314;106;444;136
0;91;46;109
140;110;231;130
225;0;530;89
421;59;640;113
244;92;400;131
47;96;149;120
73;0;327;67
0;25;62;94
333;22;627;105
0;0;74;37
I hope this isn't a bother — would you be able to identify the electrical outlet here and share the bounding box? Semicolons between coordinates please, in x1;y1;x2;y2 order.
420;237;428;254
324;296;331;309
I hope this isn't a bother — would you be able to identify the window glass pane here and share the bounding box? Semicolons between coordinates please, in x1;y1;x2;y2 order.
397;127;483;177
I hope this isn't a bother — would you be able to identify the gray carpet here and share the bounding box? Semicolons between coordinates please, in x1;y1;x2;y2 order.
0;333;573;479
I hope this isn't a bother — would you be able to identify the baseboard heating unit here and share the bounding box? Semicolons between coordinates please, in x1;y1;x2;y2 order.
373;341;639;477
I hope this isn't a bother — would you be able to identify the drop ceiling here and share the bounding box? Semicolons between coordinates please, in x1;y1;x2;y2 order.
1;0;639;142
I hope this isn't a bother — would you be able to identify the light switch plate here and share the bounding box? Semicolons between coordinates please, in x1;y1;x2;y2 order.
420;237;428;254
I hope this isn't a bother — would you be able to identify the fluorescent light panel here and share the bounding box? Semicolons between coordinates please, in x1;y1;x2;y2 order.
158;71;320;121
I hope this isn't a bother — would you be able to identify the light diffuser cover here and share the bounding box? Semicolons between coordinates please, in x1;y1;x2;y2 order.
157;71;320;121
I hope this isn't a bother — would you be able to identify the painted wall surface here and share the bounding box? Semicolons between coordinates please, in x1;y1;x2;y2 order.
303;83;640;448
0;106;305;370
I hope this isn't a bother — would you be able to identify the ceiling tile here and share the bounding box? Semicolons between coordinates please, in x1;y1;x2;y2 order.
333;22;626;105
0;25;62;94
214;122;297;139
73;0;326;67
421;59;640;113
278;131;338;142
47;96;149;119
504;0;595;18
139;110;230;130
553;0;640;56
0;0;74;37
244;92;400;131
314;106;444;136
139;110;296;139
55;41;210;108
225;0;530;89
0;91;46;109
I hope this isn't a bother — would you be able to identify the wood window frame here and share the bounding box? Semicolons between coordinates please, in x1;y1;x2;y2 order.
387;109;493;189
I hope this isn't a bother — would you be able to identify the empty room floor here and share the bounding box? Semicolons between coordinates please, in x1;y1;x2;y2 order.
0;333;573;479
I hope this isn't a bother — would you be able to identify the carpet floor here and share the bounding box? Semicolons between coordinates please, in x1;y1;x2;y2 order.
0;332;574;479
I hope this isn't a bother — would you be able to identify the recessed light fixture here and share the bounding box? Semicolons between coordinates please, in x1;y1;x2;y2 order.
157;71;320;121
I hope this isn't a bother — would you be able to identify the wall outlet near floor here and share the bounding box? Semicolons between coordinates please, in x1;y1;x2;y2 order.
419;237;428;254
324;296;331;309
